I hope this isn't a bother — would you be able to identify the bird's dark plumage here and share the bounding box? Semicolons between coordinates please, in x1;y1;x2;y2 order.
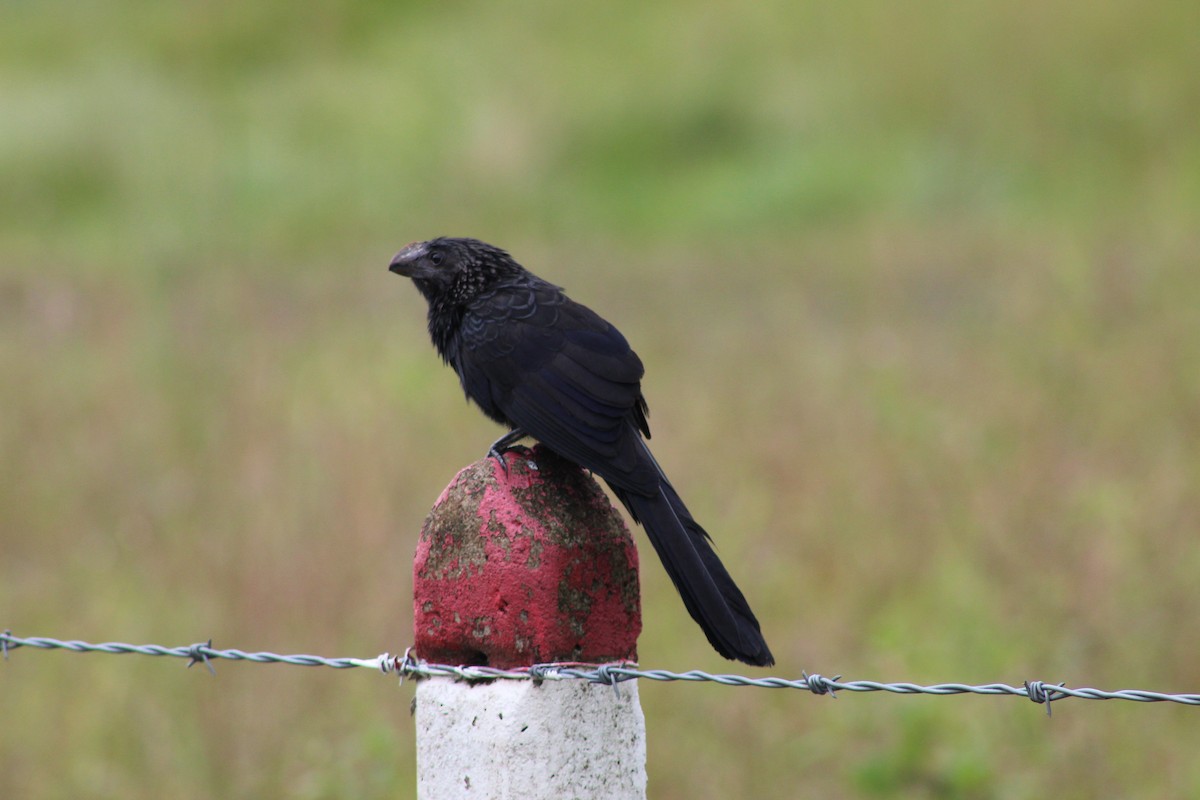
389;236;773;666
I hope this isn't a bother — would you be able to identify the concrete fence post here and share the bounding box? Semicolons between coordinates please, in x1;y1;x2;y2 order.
411;445;647;799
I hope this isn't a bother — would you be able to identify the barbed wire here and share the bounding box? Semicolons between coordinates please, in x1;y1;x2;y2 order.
4;631;1198;715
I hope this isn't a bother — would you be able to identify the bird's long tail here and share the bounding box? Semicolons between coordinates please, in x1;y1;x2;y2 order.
613;451;774;667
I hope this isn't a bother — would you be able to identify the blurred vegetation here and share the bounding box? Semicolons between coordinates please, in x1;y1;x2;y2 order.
3;0;1199;797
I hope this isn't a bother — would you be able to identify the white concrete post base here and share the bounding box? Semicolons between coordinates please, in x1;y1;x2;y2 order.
415;677;647;799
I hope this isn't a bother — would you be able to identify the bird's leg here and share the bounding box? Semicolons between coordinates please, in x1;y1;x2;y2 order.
487;427;528;473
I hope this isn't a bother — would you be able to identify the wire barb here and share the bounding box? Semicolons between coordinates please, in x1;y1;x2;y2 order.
393;648;414;684
186;640;216;675
803;671;842;698
373;652;394;675
1025;680;1067;716
592;663;624;699
526;664;551;685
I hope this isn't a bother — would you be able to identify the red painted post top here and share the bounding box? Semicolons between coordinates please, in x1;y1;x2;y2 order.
413;445;641;668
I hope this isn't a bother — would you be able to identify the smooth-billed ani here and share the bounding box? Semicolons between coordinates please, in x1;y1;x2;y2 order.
389;237;773;666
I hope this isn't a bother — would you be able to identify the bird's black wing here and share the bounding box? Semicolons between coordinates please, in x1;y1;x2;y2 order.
455;278;658;493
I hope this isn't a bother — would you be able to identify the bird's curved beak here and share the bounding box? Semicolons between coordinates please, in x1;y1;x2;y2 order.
388;241;428;277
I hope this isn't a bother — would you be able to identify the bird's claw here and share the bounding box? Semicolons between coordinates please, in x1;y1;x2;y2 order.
487;428;528;475
488;445;511;475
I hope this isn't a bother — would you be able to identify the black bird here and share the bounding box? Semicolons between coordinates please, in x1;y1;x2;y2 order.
389;237;773;666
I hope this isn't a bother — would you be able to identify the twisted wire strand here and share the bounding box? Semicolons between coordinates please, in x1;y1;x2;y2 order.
5;631;1199;709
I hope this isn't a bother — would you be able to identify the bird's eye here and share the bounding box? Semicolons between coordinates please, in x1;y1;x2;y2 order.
430;252;443;266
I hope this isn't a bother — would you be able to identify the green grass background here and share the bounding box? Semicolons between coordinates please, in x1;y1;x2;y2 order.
3;1;1199;797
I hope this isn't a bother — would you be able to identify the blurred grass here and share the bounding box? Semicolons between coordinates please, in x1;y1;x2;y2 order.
3;0;1199;797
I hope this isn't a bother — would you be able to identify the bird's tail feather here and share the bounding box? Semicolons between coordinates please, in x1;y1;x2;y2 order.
616;471;774;667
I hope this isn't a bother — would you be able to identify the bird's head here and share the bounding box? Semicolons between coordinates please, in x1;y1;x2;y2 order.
389;237;520;304
388;239;448;282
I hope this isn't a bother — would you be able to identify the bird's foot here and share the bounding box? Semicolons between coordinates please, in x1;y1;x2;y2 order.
487;428;528;475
